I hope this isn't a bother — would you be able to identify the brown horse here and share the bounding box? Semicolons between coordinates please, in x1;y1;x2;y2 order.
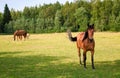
14;30;27;41
67;23;95;69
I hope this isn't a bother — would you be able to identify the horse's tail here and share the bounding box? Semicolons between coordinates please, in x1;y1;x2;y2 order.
67;29;77;42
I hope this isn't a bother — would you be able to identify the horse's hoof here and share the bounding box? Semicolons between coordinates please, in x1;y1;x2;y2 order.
80;63;82;66
84;67;87;69
84;68;87;70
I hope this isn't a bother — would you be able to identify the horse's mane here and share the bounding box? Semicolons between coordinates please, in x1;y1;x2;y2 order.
82;31;88;42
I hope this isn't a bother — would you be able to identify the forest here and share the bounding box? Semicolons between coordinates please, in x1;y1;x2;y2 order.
0;0;120;33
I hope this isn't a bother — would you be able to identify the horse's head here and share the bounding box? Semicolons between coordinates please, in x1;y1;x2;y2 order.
87;23;94;40
13;30;18;41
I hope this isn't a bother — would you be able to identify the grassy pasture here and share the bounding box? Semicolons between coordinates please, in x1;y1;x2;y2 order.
0;32;120;78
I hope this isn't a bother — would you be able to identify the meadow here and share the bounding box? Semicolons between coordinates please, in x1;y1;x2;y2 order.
0;32;120;78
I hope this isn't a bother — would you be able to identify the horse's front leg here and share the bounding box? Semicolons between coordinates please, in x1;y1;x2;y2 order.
23;35;26;41
91;51;95;69
83;51;87;69
78;48;82;65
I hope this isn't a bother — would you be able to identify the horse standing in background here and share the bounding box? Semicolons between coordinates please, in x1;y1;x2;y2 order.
67;23;95;69
14;30;28;41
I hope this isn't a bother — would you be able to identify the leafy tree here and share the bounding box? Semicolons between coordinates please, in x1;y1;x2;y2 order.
91;0;101;23
112;0;120;17
36;18;45;33
11;9;22;20
108;14;120;32
99;0;113;31
13;17;25;30
23;7;31;19
115;14;120;31
74;7;88;31
4;21;14;33
61;1;70;26
54;10;63;32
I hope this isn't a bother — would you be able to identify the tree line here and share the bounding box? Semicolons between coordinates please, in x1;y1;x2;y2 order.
0;0;120;34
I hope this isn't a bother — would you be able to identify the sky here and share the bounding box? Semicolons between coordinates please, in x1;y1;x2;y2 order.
0;0;73;13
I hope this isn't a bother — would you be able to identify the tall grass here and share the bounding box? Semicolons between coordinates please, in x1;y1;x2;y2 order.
0;32;120;78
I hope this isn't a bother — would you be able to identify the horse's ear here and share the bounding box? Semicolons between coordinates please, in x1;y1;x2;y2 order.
92;24;94;28
87;23;90;27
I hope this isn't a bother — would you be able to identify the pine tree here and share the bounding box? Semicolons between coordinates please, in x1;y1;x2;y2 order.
1;4;12;33
0;13;3;32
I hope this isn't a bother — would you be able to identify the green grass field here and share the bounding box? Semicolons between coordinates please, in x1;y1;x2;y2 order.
0;32;120;78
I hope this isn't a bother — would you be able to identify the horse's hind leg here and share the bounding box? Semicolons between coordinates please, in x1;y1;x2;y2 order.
20;36;22;40
78;48;82;65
